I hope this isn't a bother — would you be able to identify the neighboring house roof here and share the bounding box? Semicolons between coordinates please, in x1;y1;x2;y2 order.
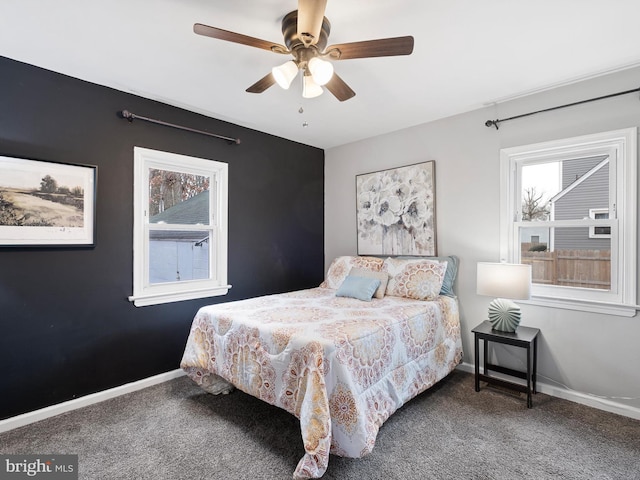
150;190;209;225
149;190;210;242
549;156;609;204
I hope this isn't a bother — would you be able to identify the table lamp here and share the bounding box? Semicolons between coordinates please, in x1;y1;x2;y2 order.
476;262;532;332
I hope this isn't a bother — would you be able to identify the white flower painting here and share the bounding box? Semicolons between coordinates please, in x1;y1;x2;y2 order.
356;161;436;256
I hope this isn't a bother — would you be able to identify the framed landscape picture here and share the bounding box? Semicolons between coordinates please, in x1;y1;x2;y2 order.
0;155;97;247
356;161;437;256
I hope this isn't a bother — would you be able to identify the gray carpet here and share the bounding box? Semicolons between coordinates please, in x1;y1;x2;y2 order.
1;370;639;479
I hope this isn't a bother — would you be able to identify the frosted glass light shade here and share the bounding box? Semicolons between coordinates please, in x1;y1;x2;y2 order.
302;74;323;98
308;57;334;86
272;61;298;89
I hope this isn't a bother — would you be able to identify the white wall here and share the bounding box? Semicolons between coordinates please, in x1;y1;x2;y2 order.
325;66;640;418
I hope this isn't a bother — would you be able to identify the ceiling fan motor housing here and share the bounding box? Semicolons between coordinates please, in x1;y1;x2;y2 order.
282;10;331;54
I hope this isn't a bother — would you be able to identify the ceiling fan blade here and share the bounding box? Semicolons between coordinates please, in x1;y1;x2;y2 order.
194;23;288;53
325;73;355;102
246;73;276;94
325;36;414;60
297;0;328;45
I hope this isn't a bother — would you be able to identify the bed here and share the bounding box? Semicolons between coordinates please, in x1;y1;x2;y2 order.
180;255;463;479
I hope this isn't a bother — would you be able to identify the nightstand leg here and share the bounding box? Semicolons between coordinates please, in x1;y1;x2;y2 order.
474;333;480;392
533;337;538;394
526;344;532;408
483;338;488;375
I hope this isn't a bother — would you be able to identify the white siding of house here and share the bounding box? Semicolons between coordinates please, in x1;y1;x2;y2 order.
149;240;209;284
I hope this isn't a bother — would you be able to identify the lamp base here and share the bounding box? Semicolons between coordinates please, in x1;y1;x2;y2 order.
488;298;521;332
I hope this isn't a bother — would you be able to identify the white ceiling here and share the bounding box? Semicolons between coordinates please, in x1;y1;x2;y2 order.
2;0;640;149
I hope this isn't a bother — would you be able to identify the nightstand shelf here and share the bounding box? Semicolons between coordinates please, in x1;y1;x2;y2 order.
472;321;540;408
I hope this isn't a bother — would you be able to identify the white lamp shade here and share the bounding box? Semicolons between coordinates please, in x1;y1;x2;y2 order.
272;61;298;89
302;74;323;98
476;262;532;300
308;57;334;86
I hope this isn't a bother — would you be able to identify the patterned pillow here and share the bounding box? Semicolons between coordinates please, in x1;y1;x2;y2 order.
349;267;389;299
320;256;385;289
383;257;448;301
398;255;459;297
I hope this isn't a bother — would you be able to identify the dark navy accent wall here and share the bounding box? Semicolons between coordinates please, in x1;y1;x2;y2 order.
0;56;324;420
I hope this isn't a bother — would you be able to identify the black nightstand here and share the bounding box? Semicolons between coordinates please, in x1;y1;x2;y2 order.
472;321;540;408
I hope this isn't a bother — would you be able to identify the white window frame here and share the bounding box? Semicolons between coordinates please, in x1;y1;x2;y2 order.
500;128;637;317
129;147;230;307
588;208;611;238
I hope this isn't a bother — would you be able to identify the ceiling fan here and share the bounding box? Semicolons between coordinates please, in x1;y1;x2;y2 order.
194;0;414;102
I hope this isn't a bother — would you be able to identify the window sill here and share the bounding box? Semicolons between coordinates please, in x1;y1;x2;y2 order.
128;285;231;307
522;296;638;317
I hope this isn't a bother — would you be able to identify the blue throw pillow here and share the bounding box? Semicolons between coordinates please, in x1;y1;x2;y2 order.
435;255;458;297
336;275;381;302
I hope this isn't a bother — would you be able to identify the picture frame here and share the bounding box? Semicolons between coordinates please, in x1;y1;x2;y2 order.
356;161;437;256
0;155;97;247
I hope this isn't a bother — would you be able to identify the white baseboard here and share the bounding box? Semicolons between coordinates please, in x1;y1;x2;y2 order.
457;362;640;421
0;369;186;434
3;365;638;434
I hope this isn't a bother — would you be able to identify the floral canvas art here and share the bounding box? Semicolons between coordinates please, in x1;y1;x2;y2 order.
356;161;436;256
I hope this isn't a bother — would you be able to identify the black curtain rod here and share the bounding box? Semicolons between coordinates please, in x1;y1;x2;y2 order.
119;110;241;145
484;86;640;130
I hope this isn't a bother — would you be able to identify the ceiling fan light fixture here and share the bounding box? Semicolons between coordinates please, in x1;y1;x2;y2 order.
195;0;414;102
272;60;298;89
302;74;323;98
308;57;334;86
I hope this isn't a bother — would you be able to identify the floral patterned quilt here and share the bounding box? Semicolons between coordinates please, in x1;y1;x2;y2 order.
180;287;463;479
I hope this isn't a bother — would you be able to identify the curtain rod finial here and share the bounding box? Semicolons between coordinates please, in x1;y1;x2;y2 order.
485;119;500;130
120;110;134;122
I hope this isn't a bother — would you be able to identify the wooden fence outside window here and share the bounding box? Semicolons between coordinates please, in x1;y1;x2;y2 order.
521;244;611;290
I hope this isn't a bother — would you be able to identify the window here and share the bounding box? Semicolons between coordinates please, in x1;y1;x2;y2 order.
588;208;611;238
129;147;229;307
500;128;637;316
